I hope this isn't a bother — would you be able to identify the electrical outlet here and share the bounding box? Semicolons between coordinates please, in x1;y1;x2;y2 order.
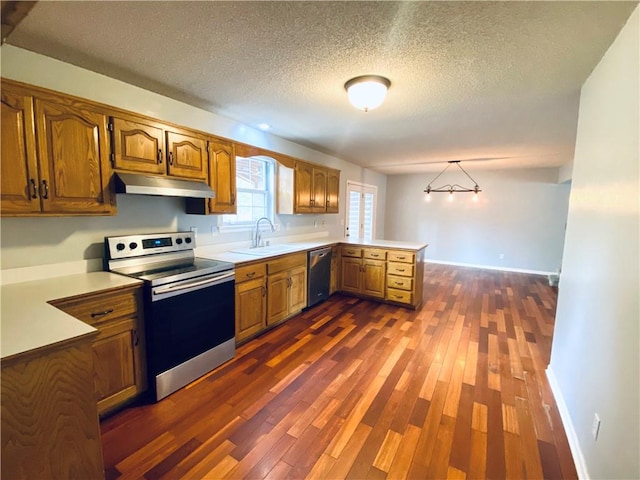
499;253;505;260
592;413;601;440
211;226;219;236
190;226;197;234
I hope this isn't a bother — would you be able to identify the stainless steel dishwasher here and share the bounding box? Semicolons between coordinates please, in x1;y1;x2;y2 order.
307;247;332;308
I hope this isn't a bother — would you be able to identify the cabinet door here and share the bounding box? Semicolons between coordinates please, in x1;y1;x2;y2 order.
267;271;290;326
34;98;114;214
1;85;40;214
92;316;142;415
312;167;327;212
341;257;362;294
294;162;313;213
110;116;165;175
288;265;308;314
235;278;266;342
208;139;237;213
166;130;208;180
330;254;339;295
362;259;386;298
326;169;340;214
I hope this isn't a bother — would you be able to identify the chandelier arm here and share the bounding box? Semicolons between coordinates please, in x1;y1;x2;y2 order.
454;162;480;187
425;163;453;188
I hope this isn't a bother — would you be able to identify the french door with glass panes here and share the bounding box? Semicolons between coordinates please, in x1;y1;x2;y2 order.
345;182;377;240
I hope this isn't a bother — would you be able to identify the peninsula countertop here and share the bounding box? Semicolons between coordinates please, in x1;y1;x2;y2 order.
1;272;142;361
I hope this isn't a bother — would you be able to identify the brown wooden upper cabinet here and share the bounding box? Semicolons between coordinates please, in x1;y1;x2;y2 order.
185;138;237;215
278;161;340;214
1;80;114;216
110;114;208;181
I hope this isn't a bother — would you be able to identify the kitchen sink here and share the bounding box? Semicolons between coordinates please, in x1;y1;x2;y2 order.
229;244;301;256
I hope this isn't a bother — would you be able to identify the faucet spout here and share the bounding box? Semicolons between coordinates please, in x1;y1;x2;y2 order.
253;217;275;248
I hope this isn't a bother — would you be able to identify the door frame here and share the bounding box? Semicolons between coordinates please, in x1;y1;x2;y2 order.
345;181;378;239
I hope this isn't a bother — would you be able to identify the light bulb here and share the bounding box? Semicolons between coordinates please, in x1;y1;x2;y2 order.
473;193;479;202
448;192;454;202
424;192;431;202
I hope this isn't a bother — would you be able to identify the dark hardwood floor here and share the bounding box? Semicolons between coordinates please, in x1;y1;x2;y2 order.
101;264;577;479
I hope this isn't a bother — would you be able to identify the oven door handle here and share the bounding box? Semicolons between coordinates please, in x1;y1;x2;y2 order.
152;271;235;298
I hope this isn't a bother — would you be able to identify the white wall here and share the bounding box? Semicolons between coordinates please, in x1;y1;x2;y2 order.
0;46;386;270
385;168;570;273
548;7;639;480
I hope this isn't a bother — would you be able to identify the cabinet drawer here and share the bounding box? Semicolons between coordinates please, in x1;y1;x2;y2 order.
387;262;414;277
387;275;413;291
387;251;415;263
341;247;362;258
268;252;307;274
236;262;266;282
386;288;413;304
52;287;140;326
363;248;386;260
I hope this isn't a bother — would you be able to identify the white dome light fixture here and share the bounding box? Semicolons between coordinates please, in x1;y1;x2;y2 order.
344;75;391;112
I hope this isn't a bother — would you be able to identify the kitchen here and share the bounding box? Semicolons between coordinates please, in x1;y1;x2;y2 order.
1;2;639;480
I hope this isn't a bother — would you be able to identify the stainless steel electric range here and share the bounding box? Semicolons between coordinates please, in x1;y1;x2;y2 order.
104;231;235;401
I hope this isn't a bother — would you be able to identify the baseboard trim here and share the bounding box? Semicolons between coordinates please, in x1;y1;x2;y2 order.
425;259;555;276
546;367;589;479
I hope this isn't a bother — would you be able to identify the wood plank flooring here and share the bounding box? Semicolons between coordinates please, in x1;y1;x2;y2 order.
101;264;577;479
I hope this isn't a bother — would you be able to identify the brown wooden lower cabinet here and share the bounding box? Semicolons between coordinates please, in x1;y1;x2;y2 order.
1;337;105;479
267;258;307;326
51;285;146;417
235;274;267;343
340;248;386;299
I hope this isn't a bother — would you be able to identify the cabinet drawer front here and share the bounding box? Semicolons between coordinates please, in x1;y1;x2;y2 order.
268;252;306;274
52;287;140;326
341;247;362;258
387;262;414;277
386;288;413;304
387;275;413;291
387;251;415;263
236;262;266;282
363;248;386;260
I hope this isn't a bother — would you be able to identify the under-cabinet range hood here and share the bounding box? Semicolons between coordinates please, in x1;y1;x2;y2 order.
114;172;215;199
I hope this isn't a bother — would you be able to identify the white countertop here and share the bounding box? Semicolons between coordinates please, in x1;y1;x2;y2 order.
1;272;142;361
197;237;428;264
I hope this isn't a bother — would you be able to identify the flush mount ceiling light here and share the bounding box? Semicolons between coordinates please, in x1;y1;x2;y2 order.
423;161;482;203
344;75;391;112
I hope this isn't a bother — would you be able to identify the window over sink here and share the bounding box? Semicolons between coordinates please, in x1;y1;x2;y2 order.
222;156;275;229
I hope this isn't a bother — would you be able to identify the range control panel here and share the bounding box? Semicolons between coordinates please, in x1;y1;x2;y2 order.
105;232;195;260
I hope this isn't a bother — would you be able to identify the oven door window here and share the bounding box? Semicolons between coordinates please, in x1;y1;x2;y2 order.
145;280;235;375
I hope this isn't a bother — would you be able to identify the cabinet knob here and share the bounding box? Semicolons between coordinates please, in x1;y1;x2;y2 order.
169;152;174;165
157;149;163;164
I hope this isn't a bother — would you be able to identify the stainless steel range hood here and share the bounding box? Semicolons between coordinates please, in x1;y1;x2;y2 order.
114;173;215;198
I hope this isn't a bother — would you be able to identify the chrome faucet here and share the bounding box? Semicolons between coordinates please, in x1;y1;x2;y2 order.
253;217;275;248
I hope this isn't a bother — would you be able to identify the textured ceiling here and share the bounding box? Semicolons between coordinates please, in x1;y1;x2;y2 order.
6;1;637;174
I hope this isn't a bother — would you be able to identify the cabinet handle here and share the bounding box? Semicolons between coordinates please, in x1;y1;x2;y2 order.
261;286;266;297
246;271;256;279
40;180;49;199
157;149;163;164
29;179;38;198
371;254;379;257
397;268;405;272
90;308;114;318
169;152;174;165
397;256;406;260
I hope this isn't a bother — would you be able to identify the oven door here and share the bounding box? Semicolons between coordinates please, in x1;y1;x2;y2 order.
144;271;235;400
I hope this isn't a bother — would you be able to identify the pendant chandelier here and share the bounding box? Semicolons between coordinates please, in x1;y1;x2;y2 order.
423;161;481;203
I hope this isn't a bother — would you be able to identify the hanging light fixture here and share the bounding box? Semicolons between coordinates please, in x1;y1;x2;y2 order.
423;161;481;201
344;75;391;112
